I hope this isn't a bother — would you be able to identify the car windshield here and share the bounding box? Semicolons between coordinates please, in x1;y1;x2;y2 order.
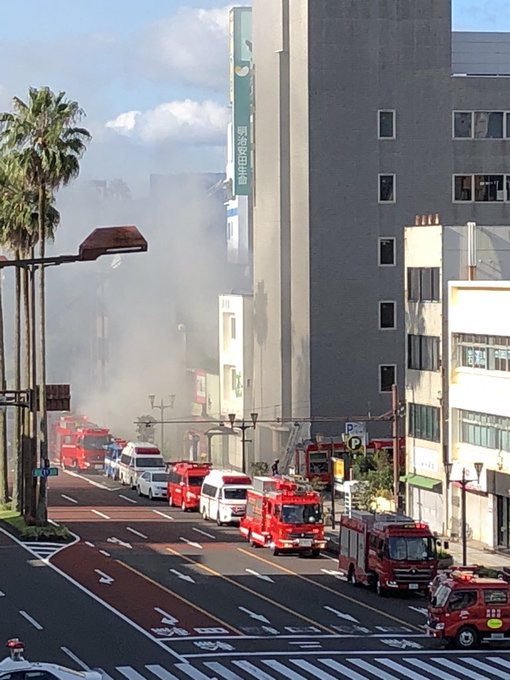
388;536;436;561
434;583;452;608
152;473;168;482
83;435;111;449
189;475;207;487
135;457;164;468
281;503;322;524
223;487;248;500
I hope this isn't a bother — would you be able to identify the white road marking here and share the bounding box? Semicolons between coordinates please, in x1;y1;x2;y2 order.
233;660;278;680
62;469;116;490
119;494;137;504
169;569;196;583
152;509;175;520
94;569;114;585
126;526;148;539
85;541;95;548
245;568;274;583
203;662;242;680
19;610;43;630
154;607;179;625
60;647;89;670
99;550;111;557
145;664;180;680
323;605;359;623
321;568;347;580
192;527;215;539
409;606;428;616
0;591;5;597
106;537;133;549
322;553;338;562
175;664;211;680
116;668;147;680
91;509;110;519
238;606;271;623
380;658;430;680
262;659;309;680
61;494;78;504
407;657;458;680
179;537;203;549
327;658;376;680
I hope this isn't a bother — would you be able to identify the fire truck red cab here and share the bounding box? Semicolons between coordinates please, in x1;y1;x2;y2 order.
427;570;510;649
338;510;439;596
240;476;326;557
60;426;112;472
167;461;212;511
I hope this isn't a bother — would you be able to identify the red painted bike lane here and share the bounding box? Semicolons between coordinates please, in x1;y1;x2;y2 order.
51;540;241;640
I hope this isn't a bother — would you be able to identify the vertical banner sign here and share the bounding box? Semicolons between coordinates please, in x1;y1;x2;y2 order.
230;7;252;196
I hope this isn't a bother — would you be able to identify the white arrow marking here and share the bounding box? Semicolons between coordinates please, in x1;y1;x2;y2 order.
238;606;271;623
192;527;216;539
126;526;148;539
321;568;347;580
94;569;114;585
154;607;179;625
324;605;359;623
0;591;5;597
91;509;111;519
179;536;203;549
409;606;429;617
170;569;196;583
106;537;133;549
245;568;274;583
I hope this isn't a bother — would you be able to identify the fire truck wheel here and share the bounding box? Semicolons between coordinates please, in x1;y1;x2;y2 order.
348;567;358;585
455;626;479;649
311;549;321;558
181;501;187;512
270;542;280;556
375;577;386;597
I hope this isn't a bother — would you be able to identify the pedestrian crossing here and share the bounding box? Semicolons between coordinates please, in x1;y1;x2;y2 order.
97;654;510;680
23;541;66;560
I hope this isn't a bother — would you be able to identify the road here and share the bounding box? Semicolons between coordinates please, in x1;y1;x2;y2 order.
0;468;508;679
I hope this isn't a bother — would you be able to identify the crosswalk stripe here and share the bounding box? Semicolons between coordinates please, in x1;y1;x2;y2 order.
487;656;510;671
434;658;491;680
379;658;429;680
261;659;308;680
349;658;399;680
95;669;116;680
291;659;337;680
321;659;372;680
116;668;149;680
205;661;244;680
145;664;180;680
460;656;510;676
175;664;214;680
232;659;278;680
406;658;458;680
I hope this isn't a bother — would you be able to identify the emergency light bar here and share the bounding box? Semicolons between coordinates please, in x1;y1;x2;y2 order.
452;570;475;582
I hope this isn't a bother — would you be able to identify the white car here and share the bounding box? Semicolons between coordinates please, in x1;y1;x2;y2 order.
0;640;101;680
136;471;168;500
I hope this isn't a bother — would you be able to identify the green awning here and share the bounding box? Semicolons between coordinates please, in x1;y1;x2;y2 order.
400;473;442;491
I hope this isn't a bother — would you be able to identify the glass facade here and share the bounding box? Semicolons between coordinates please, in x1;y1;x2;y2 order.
456;408;510;452
454;333;510;372
408;403;440;442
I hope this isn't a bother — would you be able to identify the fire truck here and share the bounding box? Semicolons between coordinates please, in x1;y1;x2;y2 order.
51;414;89;460
58;421;113;472
240;476;326;557
338;510;439;596
294;437;406;485
427;570;510;649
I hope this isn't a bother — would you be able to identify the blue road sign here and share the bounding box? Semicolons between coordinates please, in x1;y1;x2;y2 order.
32;467;59;478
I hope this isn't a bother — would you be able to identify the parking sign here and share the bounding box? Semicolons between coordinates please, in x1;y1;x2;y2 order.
345;422;365;436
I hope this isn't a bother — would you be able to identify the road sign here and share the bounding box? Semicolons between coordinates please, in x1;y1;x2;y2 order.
332;457;345;484
32;467;59;478
345;435;364;453
345;421;366;436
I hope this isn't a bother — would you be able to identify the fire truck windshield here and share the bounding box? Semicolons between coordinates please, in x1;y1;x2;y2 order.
83;435;111;450
281;503;322;524
388;536;435;561
434;583;452;607
189;476;207;487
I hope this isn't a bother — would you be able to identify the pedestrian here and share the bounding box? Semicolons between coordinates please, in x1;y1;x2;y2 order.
271;458;280;476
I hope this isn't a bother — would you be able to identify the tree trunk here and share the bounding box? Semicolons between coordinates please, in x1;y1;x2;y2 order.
22;265;31;519
0;274;8;505
36;184;48;526
12;256;22;512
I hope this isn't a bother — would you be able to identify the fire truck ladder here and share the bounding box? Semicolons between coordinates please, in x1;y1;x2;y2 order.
280;421;309;473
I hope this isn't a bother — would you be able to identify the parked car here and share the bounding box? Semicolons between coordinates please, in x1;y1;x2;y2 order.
136;471;169;500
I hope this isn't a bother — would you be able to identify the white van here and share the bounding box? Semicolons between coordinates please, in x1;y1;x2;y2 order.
118;442;165;488
200;469;252;525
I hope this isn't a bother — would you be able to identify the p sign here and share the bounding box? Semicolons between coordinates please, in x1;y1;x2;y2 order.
346;435;364;454
345;422;365;436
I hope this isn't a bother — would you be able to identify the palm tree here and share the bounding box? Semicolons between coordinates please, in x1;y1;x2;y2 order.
0;87;90;524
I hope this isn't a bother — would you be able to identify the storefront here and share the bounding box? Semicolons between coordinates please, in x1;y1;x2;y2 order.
402;474;444;535
487;470;510;549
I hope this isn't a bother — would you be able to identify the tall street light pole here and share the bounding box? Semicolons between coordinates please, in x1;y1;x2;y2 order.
228;412;259;474
149;394;175;454
445;461;483;566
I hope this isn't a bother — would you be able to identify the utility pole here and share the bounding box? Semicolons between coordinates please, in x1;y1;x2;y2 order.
148;394;175;454
392;383;400;512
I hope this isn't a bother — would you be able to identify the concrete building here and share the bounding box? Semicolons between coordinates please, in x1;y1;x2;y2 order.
448;281;510;550
404;221;510;536
251;0;510;462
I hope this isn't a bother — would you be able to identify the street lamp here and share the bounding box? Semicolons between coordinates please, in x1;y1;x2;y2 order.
0;225;148;524
445;461;483;566
149;394;176;453
227;412;258;474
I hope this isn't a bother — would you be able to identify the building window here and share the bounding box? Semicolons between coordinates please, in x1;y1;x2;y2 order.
379;301;396;329
378;237;395;266
230;316;237;340
378;174;395;202
378;110;395;139
407;334;440;371
230;368;237;392
454;333;510;373
379;365;396;393
454;173;510;202
407;267;440;302
408;403;440;442
453;111;509;139
453;111;472;138
457;408;510;452
453;175;472;201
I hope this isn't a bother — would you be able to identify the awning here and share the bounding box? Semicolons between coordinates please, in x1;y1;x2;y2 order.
400;473;442;491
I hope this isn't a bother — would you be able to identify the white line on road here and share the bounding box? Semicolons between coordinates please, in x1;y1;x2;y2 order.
85;541;95;548
245;568;274;583
116;668;148;680
154;607;179;625
62;469;116;491
324;605;359;623
169;569;196;583
238;606;270;623
119;494;137;504
152;509;175;520
145;664;181;680
91;509;111;519
19;610;43;630
94;569;115;585
126;526;148;539
60;647;89;670
0;591;5;597
179;537;203;549
192;527;215;539
99;550;111;557
61;494;78;504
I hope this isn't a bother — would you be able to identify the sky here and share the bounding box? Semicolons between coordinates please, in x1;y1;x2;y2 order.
0;0;508;191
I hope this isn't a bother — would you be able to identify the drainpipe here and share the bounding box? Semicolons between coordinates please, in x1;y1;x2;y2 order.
467;221;477;281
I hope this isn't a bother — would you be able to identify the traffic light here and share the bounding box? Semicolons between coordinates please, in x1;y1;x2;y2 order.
136;415;156;442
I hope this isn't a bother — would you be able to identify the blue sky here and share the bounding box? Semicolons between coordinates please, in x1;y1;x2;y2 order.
0;0;508;188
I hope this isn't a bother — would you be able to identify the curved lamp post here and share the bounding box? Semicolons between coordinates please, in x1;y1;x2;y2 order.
227;412;259;474
445;461;483;566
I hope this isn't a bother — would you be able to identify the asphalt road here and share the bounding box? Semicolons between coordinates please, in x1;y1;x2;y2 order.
0;467;504;679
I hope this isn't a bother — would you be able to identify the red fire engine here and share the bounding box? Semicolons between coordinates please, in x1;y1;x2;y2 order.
427;570;510;649
338;510;439;596
167;461;212;511
294;437;406;485
240;476;326;557
51;414;89;460
57;416;112;472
